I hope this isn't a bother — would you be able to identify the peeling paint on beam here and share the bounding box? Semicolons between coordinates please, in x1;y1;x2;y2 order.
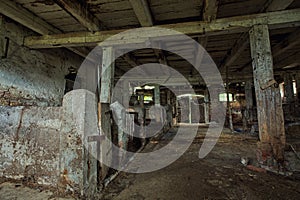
24;9;300;48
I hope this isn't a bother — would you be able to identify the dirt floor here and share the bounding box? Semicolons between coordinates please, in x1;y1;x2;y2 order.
0;126;299;200
101;126;300;200
0;181;75;200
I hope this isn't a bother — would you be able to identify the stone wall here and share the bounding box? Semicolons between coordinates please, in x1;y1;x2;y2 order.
0;106;62;185
0;90;100;197
0;16;83;106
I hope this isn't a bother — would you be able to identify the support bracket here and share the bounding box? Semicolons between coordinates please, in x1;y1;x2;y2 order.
260;79;278;90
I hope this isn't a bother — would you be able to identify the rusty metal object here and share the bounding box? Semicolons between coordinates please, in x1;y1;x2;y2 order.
260;79;279;90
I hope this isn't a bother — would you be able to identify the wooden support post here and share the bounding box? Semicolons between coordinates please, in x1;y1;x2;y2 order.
188;96;192;124
99;47;114;180
123;80;130;107
283;72;294;103
245;81;254;123
249;24;285;165
166;90;171;105
154;85;162;123
204;89;210;124
139;93;145;145
154;85;160;105
296;73;300;103
0;15;4;58
175;97;179;125
226;66;234;132
209;84;224;124
283;72;294;121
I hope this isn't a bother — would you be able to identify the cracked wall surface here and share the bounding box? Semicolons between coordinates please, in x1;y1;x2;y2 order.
0;16;83;106
0;90;100;197
0;106;62;185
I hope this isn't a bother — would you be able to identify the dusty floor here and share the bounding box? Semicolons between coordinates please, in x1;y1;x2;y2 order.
0;181;75;200
101;127;300;200
0;126;299;200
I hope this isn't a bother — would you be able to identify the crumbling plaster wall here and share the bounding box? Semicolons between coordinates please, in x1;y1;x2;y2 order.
0;16;83;106
0;105;62;185
0;90;99;197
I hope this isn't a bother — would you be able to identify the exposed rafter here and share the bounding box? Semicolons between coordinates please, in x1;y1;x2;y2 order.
265;0;294;12
129;0;153;27
272;29;300;57
153;48;168;66
238;28;300;72
219;32;250;73
202;0;219;21
54;0;102;32
0;0;88;59
123;53;140;68
122;53;147;75
274;52;300;69
24;9;300;49
0;1;59;34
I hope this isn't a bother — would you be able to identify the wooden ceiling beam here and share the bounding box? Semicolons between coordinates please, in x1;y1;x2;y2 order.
0;1;59;34
238;28;300;72
129;0;153;27
24;9;300;49
153;49;168;66
54;0;101;32
274;52;300;69
202;0;219;21
266;0;295;12
272;29;300;57
123;53;140;68
122;53;149;75
219;32;249;73
0;0;89;59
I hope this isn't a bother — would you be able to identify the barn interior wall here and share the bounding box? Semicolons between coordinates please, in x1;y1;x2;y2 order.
0;105;62;185
0;89;100;197
0;16;83;107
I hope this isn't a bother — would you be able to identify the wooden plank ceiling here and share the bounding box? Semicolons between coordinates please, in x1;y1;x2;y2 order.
2;0;300;84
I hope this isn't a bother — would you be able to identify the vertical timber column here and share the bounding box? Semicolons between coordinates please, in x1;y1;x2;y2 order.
175;96;179;125
154;85;161;123
249;25;285;165
167;90;171;105
139;92;145;145
204;89;210;124
226;66;233;131
284;72;294;121
284;72;294;103
188;96;192;124
154;85;160;105
0;15;4;58
296;73;300;103
245;81;254;123
99;46;115;179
